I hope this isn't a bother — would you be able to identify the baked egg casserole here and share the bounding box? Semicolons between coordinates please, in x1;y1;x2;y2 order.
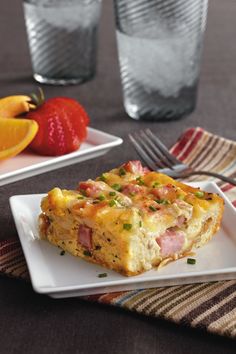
39;160;224;276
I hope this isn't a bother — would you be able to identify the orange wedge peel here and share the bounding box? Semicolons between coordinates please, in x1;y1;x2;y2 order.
0;95;36;118
0;118;38;161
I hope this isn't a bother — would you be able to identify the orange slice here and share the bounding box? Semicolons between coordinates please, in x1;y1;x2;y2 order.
0;95;36;118
0;118;38;161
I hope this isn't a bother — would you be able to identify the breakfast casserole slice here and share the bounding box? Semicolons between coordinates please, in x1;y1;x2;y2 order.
39;160;224;276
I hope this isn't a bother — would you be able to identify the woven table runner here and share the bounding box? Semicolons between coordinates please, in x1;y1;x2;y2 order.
1;127;236;339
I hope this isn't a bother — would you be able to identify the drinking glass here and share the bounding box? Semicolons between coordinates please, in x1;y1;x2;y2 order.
114;0;208;120
23;0;102;85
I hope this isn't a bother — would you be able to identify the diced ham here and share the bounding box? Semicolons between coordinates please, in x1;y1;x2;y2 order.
156;229;185;257
152;184;177;201
78;225;92;250
176;215;186;227
122;184;142;195
78;181;102;198
142;167;150;174
123;160;147;175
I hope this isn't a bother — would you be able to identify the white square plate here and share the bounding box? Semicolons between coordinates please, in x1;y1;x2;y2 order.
10;182;236;298
0;127;123;186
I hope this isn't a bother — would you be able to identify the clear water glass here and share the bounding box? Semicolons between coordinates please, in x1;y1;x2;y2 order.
114;0;208;120
23;0;102;85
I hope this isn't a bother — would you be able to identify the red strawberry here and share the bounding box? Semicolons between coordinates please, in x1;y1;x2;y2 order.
26;97;89;156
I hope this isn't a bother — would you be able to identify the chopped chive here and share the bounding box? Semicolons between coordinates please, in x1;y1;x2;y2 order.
109;199;117;207
139;221;142;227
187;258;196;265
149;205;157;212
98;194;106;201
83;250;92;257
77;195;84;200
109;191;116;196
99;173;107;182
152;181;160;188
136;176;145;185
112;183;122;191
119;167;126;176
98;273;107;278
60;250;65;256
123;223;132;230
155;199;170;205
195;191;204;198
162;199;170;205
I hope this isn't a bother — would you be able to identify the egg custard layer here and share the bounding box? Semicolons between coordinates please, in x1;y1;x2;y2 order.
39;161;224;276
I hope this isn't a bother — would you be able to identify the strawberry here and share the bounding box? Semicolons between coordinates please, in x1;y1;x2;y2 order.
26;96;89;156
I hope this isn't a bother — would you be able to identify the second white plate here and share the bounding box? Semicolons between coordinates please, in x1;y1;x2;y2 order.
0;127;123;186
9;182;236;298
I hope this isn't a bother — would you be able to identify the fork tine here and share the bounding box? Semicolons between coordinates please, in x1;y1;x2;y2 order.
140;130;173;169
135;132;166;169
129;133;158;171
145;129;181;165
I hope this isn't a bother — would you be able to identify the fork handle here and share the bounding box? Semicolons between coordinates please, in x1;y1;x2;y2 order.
180;170;236;186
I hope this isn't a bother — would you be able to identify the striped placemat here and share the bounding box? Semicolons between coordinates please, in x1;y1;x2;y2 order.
1;127;236;339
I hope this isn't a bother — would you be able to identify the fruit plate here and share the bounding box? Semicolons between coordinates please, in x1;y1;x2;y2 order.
0;128;122;186
9;182;236;299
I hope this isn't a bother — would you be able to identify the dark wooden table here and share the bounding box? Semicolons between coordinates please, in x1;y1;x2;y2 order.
0;1;236;353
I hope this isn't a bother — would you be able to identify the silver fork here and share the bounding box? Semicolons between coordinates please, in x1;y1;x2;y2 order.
129;129;236;186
